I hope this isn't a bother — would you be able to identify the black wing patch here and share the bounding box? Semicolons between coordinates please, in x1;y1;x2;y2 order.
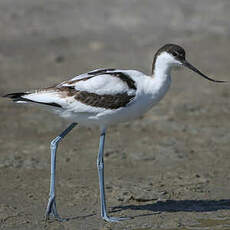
88;68;116;75
109;72;136;90
75;91;135;109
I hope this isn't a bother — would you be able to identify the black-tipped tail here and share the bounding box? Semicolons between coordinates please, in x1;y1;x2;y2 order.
3;92;29;102
3;92;62;108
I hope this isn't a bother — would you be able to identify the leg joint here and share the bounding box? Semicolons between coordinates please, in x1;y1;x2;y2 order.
97;159;104;169
50;136;61;148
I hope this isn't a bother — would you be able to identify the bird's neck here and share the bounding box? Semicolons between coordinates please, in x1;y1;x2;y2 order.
144;57;172;100
152;56;172;81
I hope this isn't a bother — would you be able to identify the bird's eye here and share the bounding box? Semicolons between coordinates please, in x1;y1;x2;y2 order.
172;51;177;56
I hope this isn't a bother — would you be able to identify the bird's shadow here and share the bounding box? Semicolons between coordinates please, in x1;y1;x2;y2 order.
111;199;230;218
45;200;230;222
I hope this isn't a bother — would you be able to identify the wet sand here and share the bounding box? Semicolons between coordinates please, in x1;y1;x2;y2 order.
0;0;230;229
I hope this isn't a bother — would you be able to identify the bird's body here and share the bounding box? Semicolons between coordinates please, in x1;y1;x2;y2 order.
7;68;171;127
3;44;225;222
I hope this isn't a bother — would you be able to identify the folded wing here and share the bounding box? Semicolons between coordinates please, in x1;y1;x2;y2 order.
4;69;137;110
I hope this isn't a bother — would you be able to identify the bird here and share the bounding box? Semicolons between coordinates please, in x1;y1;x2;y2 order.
3;44;225;222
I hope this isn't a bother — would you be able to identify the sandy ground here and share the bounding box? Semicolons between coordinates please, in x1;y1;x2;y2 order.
0;0;230;229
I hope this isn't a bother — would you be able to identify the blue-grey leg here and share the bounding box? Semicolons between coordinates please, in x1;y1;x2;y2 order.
45;122;77;221
97;128;130;222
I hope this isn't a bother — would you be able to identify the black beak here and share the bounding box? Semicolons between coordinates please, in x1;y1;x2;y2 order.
182;60;226;83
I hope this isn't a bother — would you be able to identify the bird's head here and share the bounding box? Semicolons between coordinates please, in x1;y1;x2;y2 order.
152;44;226;83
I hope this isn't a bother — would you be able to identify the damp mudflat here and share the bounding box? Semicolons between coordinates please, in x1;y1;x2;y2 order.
134;218;230;230
0;0;230;230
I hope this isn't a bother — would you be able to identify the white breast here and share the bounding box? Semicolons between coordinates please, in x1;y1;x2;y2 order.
54;69;171;128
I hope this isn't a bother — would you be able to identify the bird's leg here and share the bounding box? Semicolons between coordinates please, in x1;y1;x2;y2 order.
45;122;77;222
97;128;130;222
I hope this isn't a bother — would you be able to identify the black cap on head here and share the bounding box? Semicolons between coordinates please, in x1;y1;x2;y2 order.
156;44;186;62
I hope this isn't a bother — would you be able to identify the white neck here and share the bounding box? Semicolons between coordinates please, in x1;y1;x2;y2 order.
142;52;173;102
152;52;173;80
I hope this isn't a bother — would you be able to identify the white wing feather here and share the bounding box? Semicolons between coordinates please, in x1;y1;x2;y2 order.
59;69;136;96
